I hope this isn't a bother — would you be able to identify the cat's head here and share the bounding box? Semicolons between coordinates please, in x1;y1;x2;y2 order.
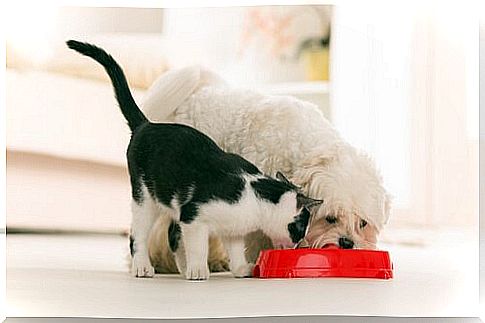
256;171;322;248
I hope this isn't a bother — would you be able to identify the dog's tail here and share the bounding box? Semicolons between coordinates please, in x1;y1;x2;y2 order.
66;40;148;131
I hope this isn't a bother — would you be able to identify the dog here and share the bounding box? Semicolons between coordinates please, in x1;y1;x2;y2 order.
141;66;391;271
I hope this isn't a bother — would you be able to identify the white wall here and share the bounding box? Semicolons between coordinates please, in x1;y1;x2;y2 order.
331;3;478;228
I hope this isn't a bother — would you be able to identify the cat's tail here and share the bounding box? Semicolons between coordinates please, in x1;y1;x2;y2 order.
66;40;148;131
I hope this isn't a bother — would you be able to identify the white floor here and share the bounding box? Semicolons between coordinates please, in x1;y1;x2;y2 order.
6;230;480;319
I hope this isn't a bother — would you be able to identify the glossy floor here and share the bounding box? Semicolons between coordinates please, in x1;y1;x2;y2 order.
5;230;480;318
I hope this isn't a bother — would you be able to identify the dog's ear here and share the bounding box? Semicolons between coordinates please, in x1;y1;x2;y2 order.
276;171;291;184
297;194;323;209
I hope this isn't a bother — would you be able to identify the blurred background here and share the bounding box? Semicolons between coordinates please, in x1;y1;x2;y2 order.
5;3;478;240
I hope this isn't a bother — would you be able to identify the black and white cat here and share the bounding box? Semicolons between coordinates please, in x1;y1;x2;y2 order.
67;40;322;280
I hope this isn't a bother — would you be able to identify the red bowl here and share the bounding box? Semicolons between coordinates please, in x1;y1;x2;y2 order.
253;248;393;279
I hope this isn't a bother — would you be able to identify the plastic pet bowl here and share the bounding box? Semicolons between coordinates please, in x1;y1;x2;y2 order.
253;247;393;279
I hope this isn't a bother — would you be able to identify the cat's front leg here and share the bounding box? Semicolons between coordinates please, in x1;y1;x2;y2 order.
181;223;210;280
222;237;254;278
130;198;157;278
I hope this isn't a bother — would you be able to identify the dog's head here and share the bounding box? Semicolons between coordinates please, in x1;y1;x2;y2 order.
293;147;391;250
296;209;381;249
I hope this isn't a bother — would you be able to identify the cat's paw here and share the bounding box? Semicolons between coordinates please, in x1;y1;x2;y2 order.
131;258;155;278
232;263;254;278
185;265;210;280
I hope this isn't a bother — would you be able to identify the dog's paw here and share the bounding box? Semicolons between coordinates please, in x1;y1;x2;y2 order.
131;258;155;278
209;258;230;272
185;265;210;280
232;263;254;278
175;260;187;279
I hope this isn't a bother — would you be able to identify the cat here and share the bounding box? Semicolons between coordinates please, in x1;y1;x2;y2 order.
67;40;323;280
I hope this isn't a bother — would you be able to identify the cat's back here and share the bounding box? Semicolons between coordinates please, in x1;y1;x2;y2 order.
133;122;221;153
128;122;260;176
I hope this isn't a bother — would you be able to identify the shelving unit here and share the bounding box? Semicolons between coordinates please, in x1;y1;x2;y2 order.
254;81;332;121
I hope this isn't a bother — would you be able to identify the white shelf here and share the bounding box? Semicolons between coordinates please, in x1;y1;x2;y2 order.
251;81;330;95
248;81;332;121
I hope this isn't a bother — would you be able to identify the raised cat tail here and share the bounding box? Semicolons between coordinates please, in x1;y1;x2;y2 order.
66;40;148;131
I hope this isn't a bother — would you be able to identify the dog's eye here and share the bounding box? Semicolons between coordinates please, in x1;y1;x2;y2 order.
360;219;368;228
325;216;337;224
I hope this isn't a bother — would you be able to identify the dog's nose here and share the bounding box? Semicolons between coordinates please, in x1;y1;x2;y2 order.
338;237;354;249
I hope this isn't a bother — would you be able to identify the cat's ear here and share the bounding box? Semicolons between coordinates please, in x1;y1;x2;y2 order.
297;194;323;209
276;171;291;184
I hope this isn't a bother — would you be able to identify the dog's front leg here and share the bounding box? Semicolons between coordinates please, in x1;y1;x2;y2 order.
223;237;254;278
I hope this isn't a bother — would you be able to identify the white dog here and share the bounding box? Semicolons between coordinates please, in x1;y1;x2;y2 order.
141;67;391;273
